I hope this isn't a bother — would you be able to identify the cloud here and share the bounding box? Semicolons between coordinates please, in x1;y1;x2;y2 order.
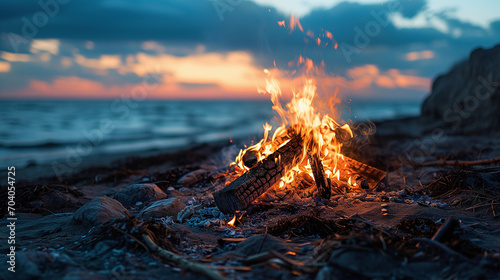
74;54;122;71
405;50;434;61
399;0;427;18
0;0;498;101
0;61;10;72
30;39;59;55
346;64;430;92
1;51;32;62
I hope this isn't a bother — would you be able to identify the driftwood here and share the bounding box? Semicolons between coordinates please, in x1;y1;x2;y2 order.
214;135;304;214
142;234;225;280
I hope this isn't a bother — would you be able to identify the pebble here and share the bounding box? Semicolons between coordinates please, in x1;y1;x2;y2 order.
113;183;167;208
73;196;128;227
396;189;407;197
139;198;187;220
177;169;208;185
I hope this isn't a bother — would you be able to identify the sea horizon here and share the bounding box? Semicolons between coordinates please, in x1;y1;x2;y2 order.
1;99;421;168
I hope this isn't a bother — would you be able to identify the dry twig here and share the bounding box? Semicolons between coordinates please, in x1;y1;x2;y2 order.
142;234;225;280
413;238;467;261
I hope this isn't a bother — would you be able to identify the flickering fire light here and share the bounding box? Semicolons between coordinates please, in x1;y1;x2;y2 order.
231;59;354;193
227;214;236;227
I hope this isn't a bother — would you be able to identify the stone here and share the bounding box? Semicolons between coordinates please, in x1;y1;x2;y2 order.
177;169;208;185
396;189;407;197
113;184;167;208
73;196;127;227
14;251;78;280
139;198;186;220
421;44;500;133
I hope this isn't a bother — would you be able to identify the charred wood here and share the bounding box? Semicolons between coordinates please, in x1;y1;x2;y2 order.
340;156;386;189
307;150;332;200
214;135;304;214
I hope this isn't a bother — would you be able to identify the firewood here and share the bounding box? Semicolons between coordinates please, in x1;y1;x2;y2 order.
213;135;304;214
307;150;331;199
431;217;459;242
340;156;386;189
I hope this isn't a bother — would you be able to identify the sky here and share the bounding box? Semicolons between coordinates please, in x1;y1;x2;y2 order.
0;0;499;101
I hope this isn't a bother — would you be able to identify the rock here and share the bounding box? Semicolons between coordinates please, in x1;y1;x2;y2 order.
73;196;127;227
113;183;167;208
421;44;500;133
211;208;222;218
88;240;118;259
62;270;107;280
177;169;208;185
396;189;407;197
140;198;186;220
13;251;78;280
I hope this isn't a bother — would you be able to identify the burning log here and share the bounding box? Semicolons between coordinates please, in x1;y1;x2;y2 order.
307;150;332;200
214;135;304;214
340;156;386;189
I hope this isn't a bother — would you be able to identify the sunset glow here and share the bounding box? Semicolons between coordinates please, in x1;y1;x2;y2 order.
0;1;498;100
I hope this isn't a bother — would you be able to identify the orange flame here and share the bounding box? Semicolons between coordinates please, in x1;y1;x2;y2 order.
289;14;303;32
231;59;354;193
228;215;236;226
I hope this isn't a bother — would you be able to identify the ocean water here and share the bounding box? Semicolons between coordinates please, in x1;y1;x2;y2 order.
0;99;420;168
